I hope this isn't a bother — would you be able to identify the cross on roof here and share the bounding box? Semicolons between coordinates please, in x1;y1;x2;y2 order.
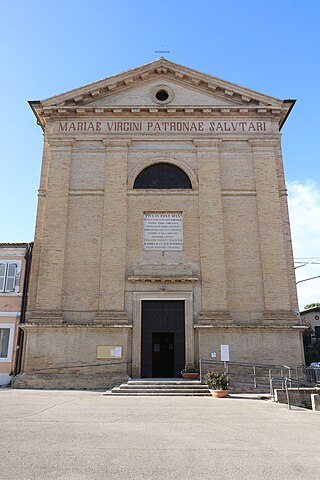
155;45;171;56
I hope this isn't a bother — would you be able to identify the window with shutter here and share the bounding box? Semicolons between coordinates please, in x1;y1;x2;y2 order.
0;261;20;293
0;263;6;292
5;263;17;292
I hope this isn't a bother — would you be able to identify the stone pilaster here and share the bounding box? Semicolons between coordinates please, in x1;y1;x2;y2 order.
250;139;293;322
28;137;75;324
275;141;299;312
27;137;50;311
194;139;231;325
94;139;131;324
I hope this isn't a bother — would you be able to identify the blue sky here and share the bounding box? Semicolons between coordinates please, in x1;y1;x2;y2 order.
1;0;319;307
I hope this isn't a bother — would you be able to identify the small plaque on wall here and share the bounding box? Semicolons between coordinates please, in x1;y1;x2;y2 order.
144;212;183;251
96;345;122;359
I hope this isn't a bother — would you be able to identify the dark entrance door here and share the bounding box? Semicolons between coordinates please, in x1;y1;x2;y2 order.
152;333;174;377
141;300;185;378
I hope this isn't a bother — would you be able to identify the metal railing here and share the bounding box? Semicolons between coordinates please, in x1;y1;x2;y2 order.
269;376;317;410
306;367;320;384
199;359;294;390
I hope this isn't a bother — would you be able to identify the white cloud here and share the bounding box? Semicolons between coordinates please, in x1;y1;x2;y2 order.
287;180;320;309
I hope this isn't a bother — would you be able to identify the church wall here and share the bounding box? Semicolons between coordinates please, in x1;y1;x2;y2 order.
19;325;131;389
62;195;103;318
222;195;264;321
275;141;299;311
27;139;50;311
15;61;305;389
251;140;292;312
197;327;304;366
126;194;200;272
219;140;255;191
70;147;105;190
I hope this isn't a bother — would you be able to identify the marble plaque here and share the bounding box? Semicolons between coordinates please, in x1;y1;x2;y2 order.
144;213;183;251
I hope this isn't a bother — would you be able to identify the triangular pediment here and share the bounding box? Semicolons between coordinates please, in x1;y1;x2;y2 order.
30;58;295;129
84;77;240;108
39;58;283;108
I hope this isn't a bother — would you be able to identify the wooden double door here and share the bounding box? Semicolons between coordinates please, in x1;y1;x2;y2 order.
141;300;185;378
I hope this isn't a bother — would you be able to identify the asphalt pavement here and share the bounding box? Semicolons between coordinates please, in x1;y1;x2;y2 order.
0;388;319;479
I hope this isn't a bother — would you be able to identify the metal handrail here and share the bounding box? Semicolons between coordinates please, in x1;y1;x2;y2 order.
199;358;295;388
270;376;317;409
200;359;294;369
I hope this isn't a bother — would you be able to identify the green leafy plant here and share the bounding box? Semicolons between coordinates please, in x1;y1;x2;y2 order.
304;338;320;365
304;302;320;309
180;363;198;374
204;371;228;390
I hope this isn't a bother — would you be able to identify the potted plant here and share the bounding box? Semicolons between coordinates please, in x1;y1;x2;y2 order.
204;370;229;397
180;364;199;380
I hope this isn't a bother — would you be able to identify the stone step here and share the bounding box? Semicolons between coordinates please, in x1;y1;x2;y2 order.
125;383;208;389
127;380;202;386
115;387;210;394
105;378;212;396
105;390;211;396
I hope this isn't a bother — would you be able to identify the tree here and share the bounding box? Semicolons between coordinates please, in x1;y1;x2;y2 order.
304;338;320;365
304;302;320;310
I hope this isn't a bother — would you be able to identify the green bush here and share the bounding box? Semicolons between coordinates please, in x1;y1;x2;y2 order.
180;363;198;373
204;371;228;390
305;338;320;365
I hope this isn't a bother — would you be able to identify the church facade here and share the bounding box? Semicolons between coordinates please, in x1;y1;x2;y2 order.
15;59;304;388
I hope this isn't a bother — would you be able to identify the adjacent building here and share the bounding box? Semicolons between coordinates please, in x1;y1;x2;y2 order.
14;59;305;389
301;306;320;338
0;243;31;385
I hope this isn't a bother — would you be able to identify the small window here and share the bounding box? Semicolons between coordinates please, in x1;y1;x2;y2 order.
133;163;192;189
0;324;15;362
0;328;10;358
151;85;174;104
0;261;20;293
155;89;169;102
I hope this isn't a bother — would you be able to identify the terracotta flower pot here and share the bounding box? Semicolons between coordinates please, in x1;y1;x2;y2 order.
181;372;199;380
210;389;229;398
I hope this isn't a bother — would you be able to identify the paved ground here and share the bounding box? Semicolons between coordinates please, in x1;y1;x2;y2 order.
0;388;319;480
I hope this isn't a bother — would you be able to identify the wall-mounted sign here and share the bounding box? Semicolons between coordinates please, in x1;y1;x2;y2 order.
96;345;122;359
220;345;230;362
144;213;183;251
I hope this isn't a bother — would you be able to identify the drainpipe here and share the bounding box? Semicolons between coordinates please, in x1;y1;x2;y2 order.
13;242;33;376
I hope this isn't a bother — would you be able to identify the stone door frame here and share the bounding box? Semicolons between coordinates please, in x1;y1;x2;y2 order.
132;291;194;378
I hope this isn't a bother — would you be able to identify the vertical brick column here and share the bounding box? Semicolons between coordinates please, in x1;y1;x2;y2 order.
194;139;230;324
275;141;299;312
95;139;130;324
29;138;74;323
27;138;50;311
250;139;292;321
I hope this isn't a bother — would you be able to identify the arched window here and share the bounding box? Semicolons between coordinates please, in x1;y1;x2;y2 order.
133;163;192;189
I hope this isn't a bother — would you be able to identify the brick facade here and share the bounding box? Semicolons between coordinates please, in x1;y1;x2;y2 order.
15;59;305;389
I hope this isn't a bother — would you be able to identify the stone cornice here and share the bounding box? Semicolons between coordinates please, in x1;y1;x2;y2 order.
103;139;132;148
193;139;221;148
30;59;294;131
221;189;256;197
45;137;76;148
193;324;303;330
69;189;104;196
20;323;133;331
127;276;199;283
249;139;278;148
37;105;285;119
